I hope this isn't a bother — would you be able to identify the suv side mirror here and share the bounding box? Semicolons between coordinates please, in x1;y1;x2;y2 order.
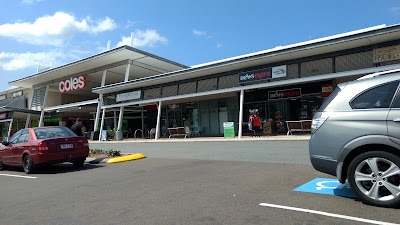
2;141;9;146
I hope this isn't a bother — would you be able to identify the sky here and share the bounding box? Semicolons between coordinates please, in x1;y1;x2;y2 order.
0;0;400;91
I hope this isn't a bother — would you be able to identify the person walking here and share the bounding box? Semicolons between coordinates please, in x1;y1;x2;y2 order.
70;118;86;137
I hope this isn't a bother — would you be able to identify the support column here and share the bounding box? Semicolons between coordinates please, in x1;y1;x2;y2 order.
155;101;162;140
7;119;13;140
38;85;49;127
98;109;106;141
117;107;124;131
124;62;131;82
25;88;35;128
94;70;107;132
238;90;244;139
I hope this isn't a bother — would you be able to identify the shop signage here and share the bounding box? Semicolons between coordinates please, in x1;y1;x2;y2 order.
321;84;333;97
268;88;301;100
12;90;23;98
0;113;7;120
373;45;400;63
116;90;141;102
239;65;287;84
223;122;235;138
59;75;87;93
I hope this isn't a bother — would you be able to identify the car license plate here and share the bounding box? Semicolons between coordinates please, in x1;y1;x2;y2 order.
60;144;73;149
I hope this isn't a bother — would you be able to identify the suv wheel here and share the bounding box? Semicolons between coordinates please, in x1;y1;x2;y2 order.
0;160;5;171
348;151;400;207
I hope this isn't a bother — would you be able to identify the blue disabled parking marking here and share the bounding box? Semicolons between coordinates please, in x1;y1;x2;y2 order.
294;178;356;198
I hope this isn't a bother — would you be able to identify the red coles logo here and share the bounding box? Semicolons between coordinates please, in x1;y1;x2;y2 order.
59;75;87;93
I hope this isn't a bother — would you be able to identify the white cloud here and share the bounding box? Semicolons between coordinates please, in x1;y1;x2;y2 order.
116;29;168;48
0;12;117;46
193;29;206;36
390;7;400;14
216;43;223;48
0;50;67;71
21;0;42;5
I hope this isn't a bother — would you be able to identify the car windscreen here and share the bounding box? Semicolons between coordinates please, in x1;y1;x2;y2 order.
34;127;76;139
317;87;341;112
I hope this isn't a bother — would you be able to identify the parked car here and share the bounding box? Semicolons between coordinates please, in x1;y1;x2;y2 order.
0;126;89;174
309;69;400;207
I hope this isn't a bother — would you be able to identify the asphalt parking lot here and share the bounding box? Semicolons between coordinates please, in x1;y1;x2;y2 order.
1;140;400;225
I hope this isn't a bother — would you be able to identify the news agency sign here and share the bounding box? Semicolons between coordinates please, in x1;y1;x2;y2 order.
238;65;287;84
116;90;141;102
268;88;301;100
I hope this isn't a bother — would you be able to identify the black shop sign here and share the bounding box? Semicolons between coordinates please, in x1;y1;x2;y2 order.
268;88;301;100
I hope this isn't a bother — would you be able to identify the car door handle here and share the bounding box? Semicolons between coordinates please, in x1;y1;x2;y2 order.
393;118;400;122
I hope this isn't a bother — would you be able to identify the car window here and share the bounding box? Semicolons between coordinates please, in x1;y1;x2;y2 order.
9;130;22;144
17;130;29;143
351;82;399;109
34;127;76;139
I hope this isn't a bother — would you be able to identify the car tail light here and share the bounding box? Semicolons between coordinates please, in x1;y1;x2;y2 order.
83;139;89;147
38;141;49;151
311;112;331;133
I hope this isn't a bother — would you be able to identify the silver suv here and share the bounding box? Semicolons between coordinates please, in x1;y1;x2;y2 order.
309;69;400;207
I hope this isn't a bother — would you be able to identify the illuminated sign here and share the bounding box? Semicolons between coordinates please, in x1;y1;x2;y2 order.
59;75;87;93
239;65;287;84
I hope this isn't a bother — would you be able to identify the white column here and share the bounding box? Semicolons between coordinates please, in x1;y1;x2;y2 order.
94;70;107;132
7;119;13;140
155;101;162;140
98;109;106;141
124;62;131;82
25;88;35;128
117;107;124;131
130;32;134;47
238;90;244;139
38;85;49;127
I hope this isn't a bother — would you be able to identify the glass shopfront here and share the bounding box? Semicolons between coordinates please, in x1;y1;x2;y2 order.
243;81;332;134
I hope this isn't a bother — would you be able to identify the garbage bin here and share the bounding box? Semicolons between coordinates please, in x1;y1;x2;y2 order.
90;131;100;140
115;130;123;141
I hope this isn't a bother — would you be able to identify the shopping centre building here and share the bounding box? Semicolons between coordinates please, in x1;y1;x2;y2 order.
2;24;400;140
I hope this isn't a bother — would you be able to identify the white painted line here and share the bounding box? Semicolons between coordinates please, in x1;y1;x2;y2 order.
0;173;37;179
259;203;399;225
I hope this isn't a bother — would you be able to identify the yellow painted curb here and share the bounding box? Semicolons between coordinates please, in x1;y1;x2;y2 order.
106;153;146;164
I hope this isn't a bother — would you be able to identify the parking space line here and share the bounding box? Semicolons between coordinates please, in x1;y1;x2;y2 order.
0;173;37;179
259;203;399;225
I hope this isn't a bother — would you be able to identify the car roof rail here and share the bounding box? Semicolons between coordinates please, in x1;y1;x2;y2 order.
357;68;400;80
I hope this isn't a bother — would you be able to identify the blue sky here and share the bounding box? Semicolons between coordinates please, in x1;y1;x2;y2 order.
0;0;400;90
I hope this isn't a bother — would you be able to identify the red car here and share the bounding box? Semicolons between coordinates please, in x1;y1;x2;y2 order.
0;126;89;174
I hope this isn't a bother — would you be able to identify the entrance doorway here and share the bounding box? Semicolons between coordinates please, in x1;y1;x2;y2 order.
167;109;182;128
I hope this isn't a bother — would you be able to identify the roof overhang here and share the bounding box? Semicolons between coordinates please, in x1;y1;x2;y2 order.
9;46;188;88
0;107;42;115
93;24;400;95
101;63;400;109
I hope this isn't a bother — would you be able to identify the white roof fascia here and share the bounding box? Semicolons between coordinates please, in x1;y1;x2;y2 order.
44;99;99;112
101;64;400;109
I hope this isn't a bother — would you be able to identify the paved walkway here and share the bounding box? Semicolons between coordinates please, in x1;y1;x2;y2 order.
89;134;311;144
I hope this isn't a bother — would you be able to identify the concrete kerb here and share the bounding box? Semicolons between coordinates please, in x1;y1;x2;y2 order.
85;153;146;164
89;134;311;144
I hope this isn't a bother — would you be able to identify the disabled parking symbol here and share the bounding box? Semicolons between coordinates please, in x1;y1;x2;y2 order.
294;178;356;198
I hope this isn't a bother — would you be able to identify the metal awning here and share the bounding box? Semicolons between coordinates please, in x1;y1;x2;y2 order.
0;107;42;115
93;24;400;95
9;46;188;88
101;64;400;109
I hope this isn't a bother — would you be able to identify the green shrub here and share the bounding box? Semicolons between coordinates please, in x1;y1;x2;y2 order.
89;149;121;157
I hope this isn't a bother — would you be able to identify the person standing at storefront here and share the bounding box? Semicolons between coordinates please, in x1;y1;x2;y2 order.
252;112;262;137
70;118;86;137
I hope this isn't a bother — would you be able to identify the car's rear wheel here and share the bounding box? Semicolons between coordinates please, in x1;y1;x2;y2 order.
348;151;400;207
22;154;34;174
72;158;85;168
0;160;5;171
